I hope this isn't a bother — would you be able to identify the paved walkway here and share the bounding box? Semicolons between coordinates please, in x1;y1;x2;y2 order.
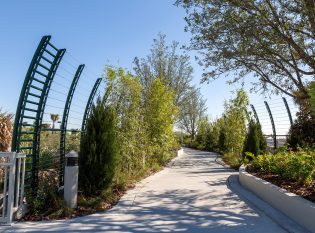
2;148;306;232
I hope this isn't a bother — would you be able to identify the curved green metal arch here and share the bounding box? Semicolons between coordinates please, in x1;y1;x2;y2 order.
264;101;277;150
81;78;102;133
12;35;65;192
59;64;85;185
250;104;260;125
282;97;293;127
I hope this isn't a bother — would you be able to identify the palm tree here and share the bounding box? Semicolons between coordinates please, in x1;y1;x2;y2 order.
50;114;59;131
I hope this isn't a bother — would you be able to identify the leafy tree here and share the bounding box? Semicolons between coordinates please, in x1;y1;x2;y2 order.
208;118;225;152
243;119;268;156
79;99;119;195
103;67;147;173
217;90;249;167
178;88;207;140
134;33;193;106
176;0;315;101
195;116;211;150
102;66;178;177
143;77;178;164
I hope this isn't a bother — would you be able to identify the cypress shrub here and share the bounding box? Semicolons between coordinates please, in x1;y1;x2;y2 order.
243;119;267;157
79;99;119;195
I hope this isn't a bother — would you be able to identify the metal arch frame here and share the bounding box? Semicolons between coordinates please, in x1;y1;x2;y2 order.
250;104;260;125
12;35;65;193
12;36;51;151
282;97;293;127
81;78;102;133
264;101;277;150
59;64;85;186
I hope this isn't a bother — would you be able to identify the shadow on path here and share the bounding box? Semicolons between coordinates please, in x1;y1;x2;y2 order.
4;148;288;233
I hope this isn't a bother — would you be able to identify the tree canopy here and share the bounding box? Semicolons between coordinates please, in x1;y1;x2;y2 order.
133;34;207;139
134;33;193;106
176;0;315;100
178;88;207;139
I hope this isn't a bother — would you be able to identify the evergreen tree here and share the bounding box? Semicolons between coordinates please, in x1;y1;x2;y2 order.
243;119;268;157
79;98;119;195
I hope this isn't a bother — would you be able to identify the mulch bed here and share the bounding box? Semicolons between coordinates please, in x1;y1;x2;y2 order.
247;167;315;204
21;186;128;221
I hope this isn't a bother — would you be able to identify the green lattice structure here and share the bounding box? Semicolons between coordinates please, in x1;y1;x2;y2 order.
59;64;84;186
12;35;65;192
81;78;102;132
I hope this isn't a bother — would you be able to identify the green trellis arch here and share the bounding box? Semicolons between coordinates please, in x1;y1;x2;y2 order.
12;35;65;192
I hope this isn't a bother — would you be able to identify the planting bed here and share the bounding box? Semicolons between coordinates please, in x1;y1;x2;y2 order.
247;167;315;203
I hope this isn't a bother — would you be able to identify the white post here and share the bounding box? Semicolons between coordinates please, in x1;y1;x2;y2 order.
6;152;16;223
2;157;8;220
64;151;79;208
15;157;21;207
19;156;26;206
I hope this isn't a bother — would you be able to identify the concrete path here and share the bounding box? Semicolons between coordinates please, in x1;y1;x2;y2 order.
2;148;304;232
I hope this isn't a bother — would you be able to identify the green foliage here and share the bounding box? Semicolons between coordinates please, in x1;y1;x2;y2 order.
143;77;178;163
190;90;249;169
248;147;315;186
79;99;119;195
179;88;207;140
220;90;249;167
243;119;268;157
195;117;211;150
101;66;178;191
27;169;67;217
133;33;193;106
177;0;314;100
133;34;204;141
208;118;224;152
287;98;315;148
310;81;315;117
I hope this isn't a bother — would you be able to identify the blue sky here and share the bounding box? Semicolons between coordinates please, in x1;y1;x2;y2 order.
0;0;296;134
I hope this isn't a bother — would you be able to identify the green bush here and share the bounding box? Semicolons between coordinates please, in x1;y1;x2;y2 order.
287;93;315;148
243;119;268;157
218;90;249;167
79;99;119;195
247;148;315;186
287;109;315;148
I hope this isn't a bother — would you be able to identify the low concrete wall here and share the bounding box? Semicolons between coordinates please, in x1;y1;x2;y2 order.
239;166;315;233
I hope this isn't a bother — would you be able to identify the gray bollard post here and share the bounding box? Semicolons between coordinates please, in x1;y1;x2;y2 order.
64;150;79;208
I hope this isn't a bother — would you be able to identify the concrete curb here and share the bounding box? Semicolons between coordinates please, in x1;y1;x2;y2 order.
214;154;230;168
239;166;315;233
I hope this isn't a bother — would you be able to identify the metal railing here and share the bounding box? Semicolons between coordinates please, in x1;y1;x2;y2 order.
0;152;26;224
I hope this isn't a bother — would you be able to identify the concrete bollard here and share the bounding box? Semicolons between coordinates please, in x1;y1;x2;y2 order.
64;150;79;208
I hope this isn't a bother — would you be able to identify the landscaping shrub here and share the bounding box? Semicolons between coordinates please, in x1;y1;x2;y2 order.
26;169;70;218
79;99;119;196
243;119;267;157
247;148;315;186
287;94;315;148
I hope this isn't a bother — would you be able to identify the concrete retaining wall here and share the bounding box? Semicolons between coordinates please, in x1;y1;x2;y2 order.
239;166;315;233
